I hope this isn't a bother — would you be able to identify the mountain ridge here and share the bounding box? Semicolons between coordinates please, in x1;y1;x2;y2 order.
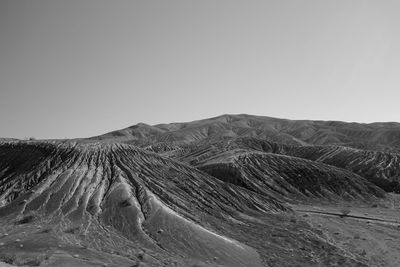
91;114;400;152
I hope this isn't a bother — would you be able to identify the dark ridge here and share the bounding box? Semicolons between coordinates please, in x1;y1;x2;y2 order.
278;145;400;193
170;136;400;193
199;151;385;203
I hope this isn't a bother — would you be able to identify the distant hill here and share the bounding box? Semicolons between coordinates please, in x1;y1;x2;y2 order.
91;114;400;152
88;114;400;194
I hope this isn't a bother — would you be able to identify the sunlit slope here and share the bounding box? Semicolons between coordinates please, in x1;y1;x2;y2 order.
0;140;380;266
0;141;293;266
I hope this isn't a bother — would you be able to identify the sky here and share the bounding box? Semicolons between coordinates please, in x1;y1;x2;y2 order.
1;0;400;139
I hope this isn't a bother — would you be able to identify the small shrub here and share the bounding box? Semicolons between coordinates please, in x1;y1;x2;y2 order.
40;228;52;233
0;254;16;264
16;215;35;225
64;227;80;234
339;207;351;217
189;262;208;267
28;260;41;266
119;199;132;207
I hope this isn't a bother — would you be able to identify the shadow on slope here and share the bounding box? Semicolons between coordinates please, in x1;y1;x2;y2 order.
199;151;385;204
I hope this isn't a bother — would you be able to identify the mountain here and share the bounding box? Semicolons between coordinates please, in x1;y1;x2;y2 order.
92;114;400;151
91;114;400;193
2;114;400;266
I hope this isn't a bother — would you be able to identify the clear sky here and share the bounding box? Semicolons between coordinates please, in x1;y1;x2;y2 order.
1;0;399;139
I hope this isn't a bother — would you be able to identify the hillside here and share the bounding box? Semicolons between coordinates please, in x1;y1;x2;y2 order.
149;137;385;202
92;114;400;151
0;140;377;266
281;145;400;193
143;136;400;194
0;141;291;266
187;150;384;203
1;114;400;266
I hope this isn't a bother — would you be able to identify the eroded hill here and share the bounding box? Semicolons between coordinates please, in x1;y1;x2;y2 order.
0;141;375;266
2;114;400;266
158;136;400;195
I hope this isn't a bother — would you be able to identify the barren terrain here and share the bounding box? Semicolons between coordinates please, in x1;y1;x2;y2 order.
1;114;400;266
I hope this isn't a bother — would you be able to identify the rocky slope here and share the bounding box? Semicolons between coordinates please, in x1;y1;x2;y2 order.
281;145;400;193
0;140;293;266
0;140;374;266
2;113;400;266
200;151;385;203
162;137;400;194
92;114;400;151
154;138;386;203
213;137;400;193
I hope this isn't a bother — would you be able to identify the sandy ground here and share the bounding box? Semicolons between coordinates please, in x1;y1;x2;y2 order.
292;195;400;267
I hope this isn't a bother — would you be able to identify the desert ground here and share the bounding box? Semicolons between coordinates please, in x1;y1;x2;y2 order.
1;114;400;266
